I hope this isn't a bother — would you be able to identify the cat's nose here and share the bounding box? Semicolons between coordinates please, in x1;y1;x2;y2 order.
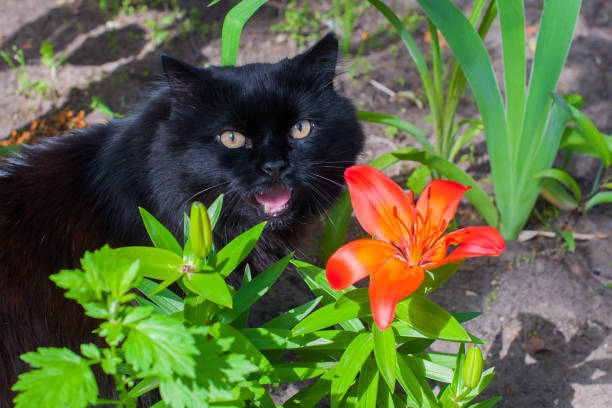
261;160;287;178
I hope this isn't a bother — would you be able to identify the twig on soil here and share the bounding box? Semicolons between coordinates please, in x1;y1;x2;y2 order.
369;79;396;99
518;230;608;242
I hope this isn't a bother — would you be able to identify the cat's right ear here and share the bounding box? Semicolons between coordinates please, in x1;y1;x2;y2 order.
161;54;206;98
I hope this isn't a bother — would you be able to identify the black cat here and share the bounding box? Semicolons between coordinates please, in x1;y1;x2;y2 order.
0;33;364;405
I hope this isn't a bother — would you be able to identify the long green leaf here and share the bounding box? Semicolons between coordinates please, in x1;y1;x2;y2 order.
221;0;269;66
584;191;612;213
517;0;582;166
209;222;265;278
497;0;525;144
113;247;182;281
357;111;432;151
183;271;232;308
373;325;396;390
417;0;510;222
534;168;582;203
138;207;183;256
262;296;322;329
395;354;437;408
367;0;436;130
291;260;365;332
216;253;292;323
330;333;373;408
357;358;379;408
552;93;611;166
394;294;471;342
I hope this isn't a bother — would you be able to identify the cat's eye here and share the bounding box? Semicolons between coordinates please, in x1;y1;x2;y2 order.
289;120;312;139
218;130;247;148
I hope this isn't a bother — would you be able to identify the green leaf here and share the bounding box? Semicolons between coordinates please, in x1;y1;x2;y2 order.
551;94;611;167
243;328;355;351
366;0;437;145
51;246;141;314
330;333;373;407
221;0;269;66
114;246;182;281
395;354;438;408
534;168;582;203
207;194;224;229
407;354;454;383
497;0;525;143
454;312;482;323
291;290;371;336
209;222;265;278
136;278;184;315
123;313;198;378
394;294;471;342
357;358;379;408
540;179;579;211
373;325;396;390
291;260;365;332
406;165;431;195
216;253;292;323
13;348;98;408
138;207;183;255
417;261;463;296
585;191;612;213
561;128;612;158
183;271;232;308
283;369;335;408
0;144;21;157
272;361;336;383
467;397;502;408
207;322;274;377
262;296;322;329
358;110;432;151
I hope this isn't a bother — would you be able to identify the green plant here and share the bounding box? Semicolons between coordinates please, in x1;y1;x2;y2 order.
39;42;68;78
13;190;499;407
90;96;124;118
0;45;51;97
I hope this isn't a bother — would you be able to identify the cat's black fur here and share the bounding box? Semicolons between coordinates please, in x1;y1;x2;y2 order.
0;33;364;405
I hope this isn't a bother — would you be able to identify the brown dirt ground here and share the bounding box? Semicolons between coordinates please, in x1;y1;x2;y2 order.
1;0;611;407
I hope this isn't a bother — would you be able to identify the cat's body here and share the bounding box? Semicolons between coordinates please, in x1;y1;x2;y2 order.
0;34;364;405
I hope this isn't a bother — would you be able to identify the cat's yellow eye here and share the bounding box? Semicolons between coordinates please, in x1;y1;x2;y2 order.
219;130;247;148
289;120;312;139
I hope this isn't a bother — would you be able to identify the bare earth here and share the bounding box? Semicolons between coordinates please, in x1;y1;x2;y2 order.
1;0;611;407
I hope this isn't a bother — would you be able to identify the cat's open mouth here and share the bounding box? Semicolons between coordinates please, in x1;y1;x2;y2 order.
254;184;292;217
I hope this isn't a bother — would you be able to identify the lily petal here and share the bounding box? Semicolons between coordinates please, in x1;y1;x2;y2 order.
427;226;505;268
345;165;416;247
416;180;470;235
326;239;400;290
369;261;425;330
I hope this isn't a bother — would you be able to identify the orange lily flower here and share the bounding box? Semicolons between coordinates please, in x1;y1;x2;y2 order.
326;165;505;330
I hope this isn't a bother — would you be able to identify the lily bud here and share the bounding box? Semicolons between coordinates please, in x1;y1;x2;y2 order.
190;202;212;259
463;347;483;389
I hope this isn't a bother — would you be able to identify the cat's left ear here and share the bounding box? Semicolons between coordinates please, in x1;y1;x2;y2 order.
161;54;209;98
295;33;339;88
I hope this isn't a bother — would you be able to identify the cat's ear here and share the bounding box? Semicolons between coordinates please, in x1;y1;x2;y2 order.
295;33;339;88
161;54;206;97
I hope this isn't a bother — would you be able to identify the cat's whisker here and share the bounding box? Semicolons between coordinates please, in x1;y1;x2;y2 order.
311;173;345;189
181;180;232;210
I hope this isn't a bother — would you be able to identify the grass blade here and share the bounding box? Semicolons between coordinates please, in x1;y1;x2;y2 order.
221;0;269;66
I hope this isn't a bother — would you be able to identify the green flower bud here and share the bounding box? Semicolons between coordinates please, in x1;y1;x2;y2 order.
463;347;483;389
190;201;212;259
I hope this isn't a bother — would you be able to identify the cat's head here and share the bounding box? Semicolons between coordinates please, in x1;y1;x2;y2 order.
156;33;364;231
